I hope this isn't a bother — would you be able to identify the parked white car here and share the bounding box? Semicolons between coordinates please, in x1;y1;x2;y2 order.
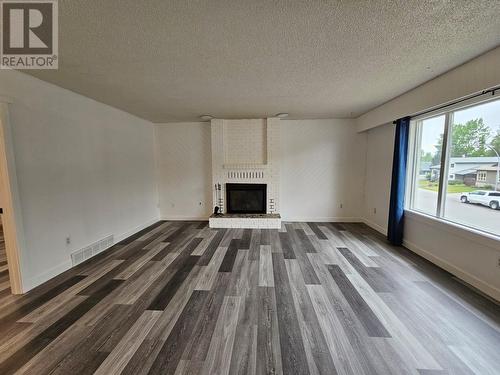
460;190;500;210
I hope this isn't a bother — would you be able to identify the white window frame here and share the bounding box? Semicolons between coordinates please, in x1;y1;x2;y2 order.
406;92;500;238
477;171;487;182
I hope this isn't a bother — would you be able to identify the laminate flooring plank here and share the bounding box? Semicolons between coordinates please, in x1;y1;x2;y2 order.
2;279;123;375
248;229;261;261
307;253;395;375
285;224;320;285
278;232;295;259
272;252;309;375
240;229;252;249
114;242;168;280
307;222;328;240
20;259;124;323
191;230;217;256
346;272;442;371
228;260;259;375
94;310;162;375
0;275;86;334
184;273;231;361
148;255;200;311
306;284;367;375
0;221;498;375
285;259;337;375
121;265;202;375
148;290;209;375
202;296;241;375
295;229;317;253
198;229;227;266
219;239;240;272
260;229;271;246
338;247;394;292
257;286;283;375
258;245;274;287
328;264;390;337
195;246;228;291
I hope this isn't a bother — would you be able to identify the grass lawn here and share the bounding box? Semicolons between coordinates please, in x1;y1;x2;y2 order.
418;180;480;193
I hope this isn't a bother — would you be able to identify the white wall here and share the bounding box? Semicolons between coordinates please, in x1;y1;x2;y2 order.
363;124;500;301
155;122;212;220
0;70;159;292
362;123;394;234
154;119;367;223
280;119;366;221
357;46;500;132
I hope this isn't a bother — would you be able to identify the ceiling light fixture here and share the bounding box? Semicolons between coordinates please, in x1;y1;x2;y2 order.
275;113;289;118
200;115;214;121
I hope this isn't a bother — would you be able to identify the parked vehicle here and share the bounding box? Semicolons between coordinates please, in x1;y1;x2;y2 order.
460;190;500;210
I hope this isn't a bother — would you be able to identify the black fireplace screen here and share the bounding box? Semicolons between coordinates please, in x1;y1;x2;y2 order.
226;183;266;214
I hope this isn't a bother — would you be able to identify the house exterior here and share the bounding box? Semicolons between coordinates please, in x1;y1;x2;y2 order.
429;157;499;186
476;165;500;188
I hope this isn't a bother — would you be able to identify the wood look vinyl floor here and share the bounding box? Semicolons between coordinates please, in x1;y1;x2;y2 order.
0;223;11;306
0;221;499;375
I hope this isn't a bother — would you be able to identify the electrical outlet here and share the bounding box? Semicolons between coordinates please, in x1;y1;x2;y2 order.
66;236;71;245
373;207;377;214
199;201;202;206
339;203;343;209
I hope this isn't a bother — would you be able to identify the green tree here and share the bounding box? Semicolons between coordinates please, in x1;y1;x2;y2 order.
450;118;491;157
432;134;443;166
487;130;500;156
420;151;433;162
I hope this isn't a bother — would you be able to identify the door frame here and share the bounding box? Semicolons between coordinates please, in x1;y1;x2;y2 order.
0;98;24;294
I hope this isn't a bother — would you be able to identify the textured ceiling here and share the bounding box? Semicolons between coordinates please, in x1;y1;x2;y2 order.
27;0;500;122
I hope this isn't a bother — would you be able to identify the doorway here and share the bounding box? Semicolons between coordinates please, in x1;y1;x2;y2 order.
0;100;23;294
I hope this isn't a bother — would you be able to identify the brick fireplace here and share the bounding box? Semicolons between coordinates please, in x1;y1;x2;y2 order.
209;118;281;228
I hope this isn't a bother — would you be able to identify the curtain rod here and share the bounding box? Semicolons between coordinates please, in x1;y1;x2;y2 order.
393;85;500;124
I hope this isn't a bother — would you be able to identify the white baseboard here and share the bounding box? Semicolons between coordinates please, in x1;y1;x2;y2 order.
22;259;73;293
403;239;500;302
160;216;209;221
282;217;363;223
361;218;387;235
361;216;499;302
22;216;161;293
115;217;160;243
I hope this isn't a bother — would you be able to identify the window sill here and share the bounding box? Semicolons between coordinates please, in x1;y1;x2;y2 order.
404;209;500;252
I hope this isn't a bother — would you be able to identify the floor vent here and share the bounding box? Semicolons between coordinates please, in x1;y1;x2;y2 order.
71;234;114;266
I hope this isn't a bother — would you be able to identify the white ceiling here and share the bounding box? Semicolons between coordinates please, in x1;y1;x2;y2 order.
28;0;500;123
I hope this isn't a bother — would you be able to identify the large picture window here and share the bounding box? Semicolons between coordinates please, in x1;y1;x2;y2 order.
407;96;500;237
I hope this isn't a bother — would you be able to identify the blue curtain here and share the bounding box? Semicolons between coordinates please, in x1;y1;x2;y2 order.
387;117;411;245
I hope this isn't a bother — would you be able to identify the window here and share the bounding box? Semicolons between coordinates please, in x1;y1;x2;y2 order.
409;115;445;215
408;96;500;238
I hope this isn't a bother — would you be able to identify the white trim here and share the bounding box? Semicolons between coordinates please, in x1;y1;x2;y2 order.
362;218;388;235
114;217;161;243
403;238;500;302
282;217;363;223
22;216;160;292
411;90;499;122
160;216;209;221
23;259;73;293
405;209;500;252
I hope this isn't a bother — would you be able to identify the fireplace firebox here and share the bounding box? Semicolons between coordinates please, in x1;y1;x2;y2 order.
226;183;266;214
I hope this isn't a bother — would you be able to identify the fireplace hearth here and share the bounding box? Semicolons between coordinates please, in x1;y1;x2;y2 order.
226;183;266;214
